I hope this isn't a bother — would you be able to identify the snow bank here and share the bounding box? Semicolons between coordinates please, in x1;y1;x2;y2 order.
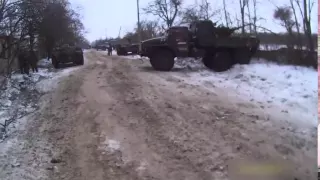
36;66;79;93
123;55;144;60
173;59;317;127
99;50;117;56
259;44;310;51
0;63;80;141
37;58;52;68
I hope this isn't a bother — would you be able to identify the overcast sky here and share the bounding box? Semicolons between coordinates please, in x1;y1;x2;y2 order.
69;0;318;42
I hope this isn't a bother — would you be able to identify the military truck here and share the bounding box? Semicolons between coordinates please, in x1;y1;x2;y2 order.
95;44;107;51
116;43;139;56
140;20;260;72
51;44;84;68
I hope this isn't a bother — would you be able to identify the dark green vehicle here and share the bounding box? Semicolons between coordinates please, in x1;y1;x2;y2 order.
116;43;139;56
140;20;260;72
51;44;84;68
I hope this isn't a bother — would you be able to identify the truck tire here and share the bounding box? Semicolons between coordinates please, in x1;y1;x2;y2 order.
235;48;251;64
122;49;128;56
150;49;174;71
79;55;84;65
202;51;233;72
52;56;59;68
75;53;84;65
74;54;84;65
117;49;123;56
117;48;127;56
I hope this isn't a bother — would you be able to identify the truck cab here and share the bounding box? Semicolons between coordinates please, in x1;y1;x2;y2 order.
140;26;192;58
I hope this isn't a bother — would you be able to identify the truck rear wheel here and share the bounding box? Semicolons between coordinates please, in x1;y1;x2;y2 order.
150;49;174;71
235;48;251;64
79;55;84;65
117;48;127;56
75;54;84;65
202;51;233;72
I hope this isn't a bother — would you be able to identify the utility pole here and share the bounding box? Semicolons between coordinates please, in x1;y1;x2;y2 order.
137;0;141;52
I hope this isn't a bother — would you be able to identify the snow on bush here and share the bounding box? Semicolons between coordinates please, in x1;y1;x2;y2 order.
0;60;80;141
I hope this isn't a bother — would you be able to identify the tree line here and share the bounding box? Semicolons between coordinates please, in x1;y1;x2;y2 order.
0;0;86;77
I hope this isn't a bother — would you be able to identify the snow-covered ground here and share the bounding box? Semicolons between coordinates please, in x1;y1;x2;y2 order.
259;44;311;51
0;58;80;141
175;58;317;128
121;55;317;128
98;50;117;56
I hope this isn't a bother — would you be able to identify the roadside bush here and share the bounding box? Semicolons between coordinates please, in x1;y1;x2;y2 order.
254;48;317;69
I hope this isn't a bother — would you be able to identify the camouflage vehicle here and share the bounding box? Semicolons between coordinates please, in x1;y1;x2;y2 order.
116;43;139;56
95;44;107;51
51;44;84;68
140;20;260;72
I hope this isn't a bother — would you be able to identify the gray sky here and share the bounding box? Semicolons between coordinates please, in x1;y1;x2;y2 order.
70;0;318;42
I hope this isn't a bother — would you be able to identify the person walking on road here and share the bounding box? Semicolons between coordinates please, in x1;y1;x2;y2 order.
107;44;112;56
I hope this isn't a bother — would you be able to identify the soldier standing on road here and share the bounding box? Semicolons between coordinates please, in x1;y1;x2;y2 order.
107;44;112;56
18;48;29;75
28;50;38;73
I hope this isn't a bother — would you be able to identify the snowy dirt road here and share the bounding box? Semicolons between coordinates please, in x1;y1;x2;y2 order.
0;50;317;180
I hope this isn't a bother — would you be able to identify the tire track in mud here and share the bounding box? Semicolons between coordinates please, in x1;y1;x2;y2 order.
99;55;315;180
98;59;273;179
100;60;261;179
99;59;212;180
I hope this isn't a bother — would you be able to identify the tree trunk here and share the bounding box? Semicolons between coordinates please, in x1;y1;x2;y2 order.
246;0;252;33
303;0;314;51
290;0;303;50
223;0;229;27
239;0;246;35
252;0;257;34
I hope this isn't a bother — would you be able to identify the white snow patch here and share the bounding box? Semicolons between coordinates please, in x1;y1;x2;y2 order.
36;66;79;93
259;44;310;51
96;61;104;65
173;59;317;127
106;139;120;151
0;137;20;154
37;58;52;68
99;137;120;153
124;55;142;59
1;61;81;142
121;54;148;60
136;161;148;171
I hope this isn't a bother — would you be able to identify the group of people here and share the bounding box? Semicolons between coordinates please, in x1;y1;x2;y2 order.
18;49;38;75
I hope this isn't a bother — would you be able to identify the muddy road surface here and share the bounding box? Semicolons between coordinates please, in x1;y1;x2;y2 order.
0;50;316;180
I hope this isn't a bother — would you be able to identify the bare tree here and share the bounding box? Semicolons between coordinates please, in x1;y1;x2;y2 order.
252;0;257;33
143;0;183;29
246;0;252;33
293;0;314;51
239;0;248;34
38;0;84;59
0;0;27;76
121;20;161;43
289;0;302;49
222;0;230;27
199;0;218;20
273;6;295;49
180;4;202;24
180;0;218;25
